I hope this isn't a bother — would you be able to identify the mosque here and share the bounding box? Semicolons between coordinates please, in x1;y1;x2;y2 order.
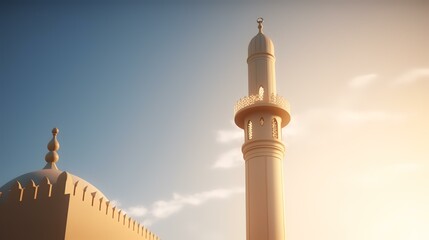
0;18;290;240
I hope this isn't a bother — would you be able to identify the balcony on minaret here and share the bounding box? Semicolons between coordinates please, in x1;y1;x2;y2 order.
234;92;290;129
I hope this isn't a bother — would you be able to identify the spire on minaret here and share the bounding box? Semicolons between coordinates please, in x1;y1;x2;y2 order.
257;17;263;33
44;128;60;170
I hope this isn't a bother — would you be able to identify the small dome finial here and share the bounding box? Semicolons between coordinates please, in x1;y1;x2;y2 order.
52;127;59;136
45;128;60;166
257;17;264;33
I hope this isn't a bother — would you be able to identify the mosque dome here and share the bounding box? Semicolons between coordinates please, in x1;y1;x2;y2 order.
248;17;275;58
0;128;107;200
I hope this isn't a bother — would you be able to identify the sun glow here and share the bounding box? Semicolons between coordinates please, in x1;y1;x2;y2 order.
372;204;429;240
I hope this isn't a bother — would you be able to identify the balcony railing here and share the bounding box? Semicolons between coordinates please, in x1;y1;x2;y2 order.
234;93;288;114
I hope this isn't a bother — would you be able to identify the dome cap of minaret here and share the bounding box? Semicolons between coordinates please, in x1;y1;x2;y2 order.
248;17;275;59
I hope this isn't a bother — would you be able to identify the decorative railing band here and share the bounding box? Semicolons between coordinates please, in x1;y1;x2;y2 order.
234;93;288;114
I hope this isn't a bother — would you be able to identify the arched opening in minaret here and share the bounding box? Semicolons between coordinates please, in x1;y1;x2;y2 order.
247;120;253;140
272;118;279;139
258;86;264;100
259;117;264;126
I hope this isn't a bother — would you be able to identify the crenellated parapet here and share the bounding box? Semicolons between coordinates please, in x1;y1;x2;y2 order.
0;171;159;240
1;172;79;203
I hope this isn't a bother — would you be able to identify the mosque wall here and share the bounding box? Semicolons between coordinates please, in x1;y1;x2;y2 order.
65;172;159;240
0;177;70;240
0;171;159;240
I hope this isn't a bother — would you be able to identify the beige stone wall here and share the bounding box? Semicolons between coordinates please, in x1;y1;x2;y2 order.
0;171;159;240
0;177;70;240
65;175;158;240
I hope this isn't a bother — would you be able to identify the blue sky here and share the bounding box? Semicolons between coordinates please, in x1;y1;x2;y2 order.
1;1;429;240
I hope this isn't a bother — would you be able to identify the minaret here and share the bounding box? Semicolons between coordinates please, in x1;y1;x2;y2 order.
234;18;291;240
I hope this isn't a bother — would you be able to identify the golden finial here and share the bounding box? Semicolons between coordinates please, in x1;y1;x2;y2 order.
45;128;60;164
257;17;264;33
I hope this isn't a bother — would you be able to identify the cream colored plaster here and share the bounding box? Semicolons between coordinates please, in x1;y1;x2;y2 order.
235;19;290;240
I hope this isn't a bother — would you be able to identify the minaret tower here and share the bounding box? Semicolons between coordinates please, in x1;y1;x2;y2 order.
234;18;291;240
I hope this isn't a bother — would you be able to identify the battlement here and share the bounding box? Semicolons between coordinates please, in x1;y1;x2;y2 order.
0;171;159;240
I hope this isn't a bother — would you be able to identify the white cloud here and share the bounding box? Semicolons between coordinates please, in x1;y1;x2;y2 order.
337;110;405;125
352;163;422;187
385;163;420;174
212;148;242;169
282;114;305;137
151;197;183;219
126;206;148;218
349;73;378;88
393;68;429;85
275;108;406;138
109;199;121;207
116;187;244;226
152;187;244;219
216;129;242;143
